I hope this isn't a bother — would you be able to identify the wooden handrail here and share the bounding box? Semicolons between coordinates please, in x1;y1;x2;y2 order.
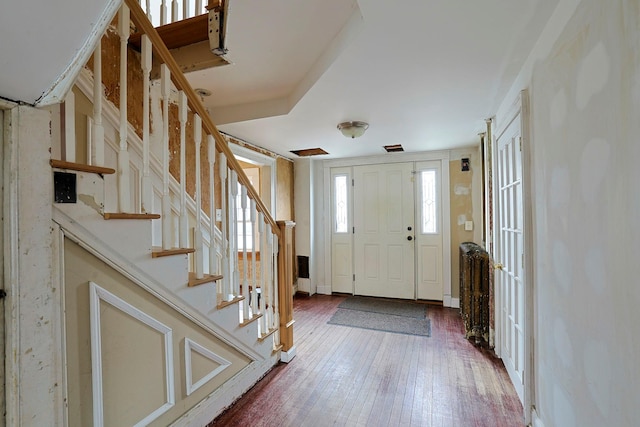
125;0;280;237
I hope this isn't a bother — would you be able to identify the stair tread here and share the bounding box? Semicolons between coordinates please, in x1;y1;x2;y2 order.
188;272;223;287
216;294;244;309
239;313;263;327
129;14;208;51
50;159;116;175
152;247;195;258
258;327;278;342
104;212;161;220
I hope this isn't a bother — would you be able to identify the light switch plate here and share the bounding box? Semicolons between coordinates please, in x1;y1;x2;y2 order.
465;221;473;231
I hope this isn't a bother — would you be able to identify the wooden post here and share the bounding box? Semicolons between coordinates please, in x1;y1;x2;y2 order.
277;221;295;358
229;170;239;296
250;199;258;315
258;212;267;333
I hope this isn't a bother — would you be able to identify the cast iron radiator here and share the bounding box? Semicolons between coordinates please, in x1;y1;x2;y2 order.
459;242;490;344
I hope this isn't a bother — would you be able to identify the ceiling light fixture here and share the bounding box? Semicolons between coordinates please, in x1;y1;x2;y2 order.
337;121;369;139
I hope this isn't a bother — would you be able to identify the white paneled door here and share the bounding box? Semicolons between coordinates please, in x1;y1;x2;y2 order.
353;163;415;299
495;113;525;402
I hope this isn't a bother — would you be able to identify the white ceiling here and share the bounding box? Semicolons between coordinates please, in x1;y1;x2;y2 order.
1;0;559;161
189;0;560;159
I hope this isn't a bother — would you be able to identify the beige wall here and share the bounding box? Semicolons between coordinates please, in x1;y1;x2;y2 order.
502;0;640;424
64;239;250;427
276;156;294;221
449;148;483;300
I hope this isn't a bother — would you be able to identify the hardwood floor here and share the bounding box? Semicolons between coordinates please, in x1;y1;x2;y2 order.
208;294;524;427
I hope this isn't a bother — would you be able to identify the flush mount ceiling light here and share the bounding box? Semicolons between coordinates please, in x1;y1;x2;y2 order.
337;121;369;139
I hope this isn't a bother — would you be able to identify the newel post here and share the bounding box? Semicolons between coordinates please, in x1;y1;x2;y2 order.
277;220;296;362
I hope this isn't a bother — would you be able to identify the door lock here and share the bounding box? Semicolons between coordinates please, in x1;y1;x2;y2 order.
407;236;413;241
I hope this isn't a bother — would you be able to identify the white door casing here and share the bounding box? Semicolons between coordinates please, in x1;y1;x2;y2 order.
324;151;451;304
353;162;415;299
415;160;444;300
494;104;525;403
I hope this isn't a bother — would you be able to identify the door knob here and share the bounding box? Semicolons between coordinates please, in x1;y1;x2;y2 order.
407;226;412;231
407;236;413;241
494;263;504;270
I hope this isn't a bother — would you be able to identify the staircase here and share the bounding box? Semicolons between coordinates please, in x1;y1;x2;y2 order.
48;1;295;425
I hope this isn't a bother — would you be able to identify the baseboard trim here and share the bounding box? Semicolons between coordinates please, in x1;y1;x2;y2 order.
170;355;279;426
280;346;297;363
316;285;332;295
443;295;460;308
531;408;545;427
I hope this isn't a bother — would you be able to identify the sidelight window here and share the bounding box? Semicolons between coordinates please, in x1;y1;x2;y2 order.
420;170;437;234
334;175;349;233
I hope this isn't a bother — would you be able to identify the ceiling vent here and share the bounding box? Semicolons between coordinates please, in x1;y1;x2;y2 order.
384;144;404;153
290;148;329;157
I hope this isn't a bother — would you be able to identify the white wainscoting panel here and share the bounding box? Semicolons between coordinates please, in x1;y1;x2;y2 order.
184;338;231;396
89;281;175;427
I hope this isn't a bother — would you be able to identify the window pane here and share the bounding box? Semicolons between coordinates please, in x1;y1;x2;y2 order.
334;175;348;233
421;170;437;234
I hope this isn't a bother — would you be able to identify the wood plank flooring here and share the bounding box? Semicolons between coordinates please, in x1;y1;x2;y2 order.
208;294;524;427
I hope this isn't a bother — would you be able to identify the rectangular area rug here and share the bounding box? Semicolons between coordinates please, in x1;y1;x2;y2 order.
328;296;431;337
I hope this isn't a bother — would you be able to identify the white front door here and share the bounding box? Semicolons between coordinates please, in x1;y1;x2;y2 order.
415;161;444;300
495;112;525;402
353;162;415;299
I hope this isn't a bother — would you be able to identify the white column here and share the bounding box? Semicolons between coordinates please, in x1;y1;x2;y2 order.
241;185;249;320
208;135;217;277
117;4;131;213
194;114;204;279
178;91;189;248
91;40;104;167
141;34;153;213
161;64;173;250
63;90;76;163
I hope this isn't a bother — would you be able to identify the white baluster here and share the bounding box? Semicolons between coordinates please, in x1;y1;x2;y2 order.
141;35;153;213
241;185;249;320
63;90;76;163
229;170;239;297
265;228;273;330
172;0;178;22
272;233;280;332
117;5;131;213
183;0;190;19
194;114;204;279
196;0;203;16
258;213;267;334
91;40;104;167
208;135;217;277
250;199;258;315
161;64;172;250
178;91;188;248
145;0;152;21
219;153;229;299
160;0;168;25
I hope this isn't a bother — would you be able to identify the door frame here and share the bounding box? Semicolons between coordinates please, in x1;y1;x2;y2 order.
322;150;452;305
492;89;534;424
